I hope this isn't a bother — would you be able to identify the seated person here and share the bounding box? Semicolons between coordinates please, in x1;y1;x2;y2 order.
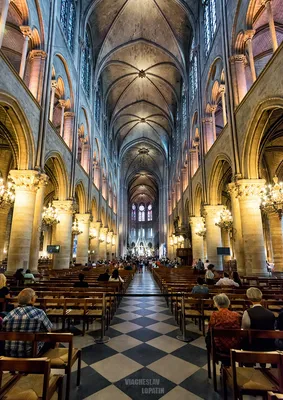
73;273;89;288
23;269;35;284
242;287;275;351
206;293;241;354
109;269;124;283
0;273;12;315
97;268;110;281
275;310;283;350
14;268;24;286
2;288;52;357
191;277;209;295
216;272;239;287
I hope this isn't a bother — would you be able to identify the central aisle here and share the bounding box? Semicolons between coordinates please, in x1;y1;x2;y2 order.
71;270;219;400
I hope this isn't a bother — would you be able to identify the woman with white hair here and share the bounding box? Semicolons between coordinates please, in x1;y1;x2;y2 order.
206;293;241;354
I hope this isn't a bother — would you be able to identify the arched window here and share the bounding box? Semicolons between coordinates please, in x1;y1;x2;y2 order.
182;84;187;130
147;204;152;221
95;81;101;128
60;0;76;52
131;204;136;221
82;30;91;97
203;0;217;56
189;38;198;102
138;204;145;222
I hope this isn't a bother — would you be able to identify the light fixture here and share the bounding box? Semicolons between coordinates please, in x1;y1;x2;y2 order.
169;236;174;246
195;220;206;237
177;235;184;244
42;203;60;226
173;235;178;245
89;228;97;240
72;218;82;235
106;234;111;244
112;236;116;246
260;176;283;219
99;233;105;243
214;208;233;230
0;178;15;207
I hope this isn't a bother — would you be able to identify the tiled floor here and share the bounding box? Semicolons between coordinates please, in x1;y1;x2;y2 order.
67;270;253;399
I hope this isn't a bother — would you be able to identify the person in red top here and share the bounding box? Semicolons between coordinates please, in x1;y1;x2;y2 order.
207;293;241;354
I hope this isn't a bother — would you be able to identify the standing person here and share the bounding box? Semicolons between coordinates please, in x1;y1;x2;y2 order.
196;259;204;273
204;259;210;270
205;264;215;285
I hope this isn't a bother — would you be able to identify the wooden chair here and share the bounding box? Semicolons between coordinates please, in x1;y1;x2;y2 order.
36;332;81;400
0;357;63;400
223;350;283;400
209;329;248;392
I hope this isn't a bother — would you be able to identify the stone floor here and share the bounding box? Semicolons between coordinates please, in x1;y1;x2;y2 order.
67;270;256;400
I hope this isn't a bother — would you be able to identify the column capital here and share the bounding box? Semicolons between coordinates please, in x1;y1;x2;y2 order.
51;80;58;90
244;29;256;42
208;104;217;114
235;179;266;199
75;213;91;223
53;200;74;214
219;84;225;93
29;50;47;60
20;26;32;38
8;170;48;192
202;117;213;123
100;227;109;234
93;221;102;230
229;54;248;64
64;111;75;118
261;0;271;6
190;216;205;226
203;205;225;217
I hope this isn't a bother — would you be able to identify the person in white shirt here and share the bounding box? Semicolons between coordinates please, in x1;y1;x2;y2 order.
216;272;239;287
204;260;210;270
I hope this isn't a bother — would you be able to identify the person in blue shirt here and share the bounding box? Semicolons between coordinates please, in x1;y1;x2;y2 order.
192;277;209;295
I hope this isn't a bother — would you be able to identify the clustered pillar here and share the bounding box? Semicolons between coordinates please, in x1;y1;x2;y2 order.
52;200;73;270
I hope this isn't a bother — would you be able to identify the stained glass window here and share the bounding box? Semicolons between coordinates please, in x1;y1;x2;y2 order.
60;0;76;52
131;204;136;221
189;38;198;102
203;0;217;56
82;30;91;97
138;204;145;222
147;204;153;221
182;84;187;130
95;81;101;128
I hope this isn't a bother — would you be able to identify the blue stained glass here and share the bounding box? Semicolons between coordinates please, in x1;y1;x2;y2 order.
60;0;76;52
203;0;217;56
82;30;91;97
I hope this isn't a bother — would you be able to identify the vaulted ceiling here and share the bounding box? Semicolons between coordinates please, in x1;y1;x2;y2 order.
86;0;197;204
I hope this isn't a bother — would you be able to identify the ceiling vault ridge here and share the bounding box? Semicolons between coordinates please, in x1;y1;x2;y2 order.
120;137;167;160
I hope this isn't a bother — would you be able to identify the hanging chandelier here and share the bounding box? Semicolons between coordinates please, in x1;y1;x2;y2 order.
260;176;283;219
72;218;82;235
214;208;233;230
89;228;97;240
195;220;206;237
42;203;60;226
0;178;15;207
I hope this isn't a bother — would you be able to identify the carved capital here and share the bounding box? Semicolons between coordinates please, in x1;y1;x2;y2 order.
76;213;91;224
244;30;256;43
59;99;68;109
8;170;48;192
20;26;32;38
51;80;58;90
229;54;248;64
190;216;205;226
64;111;75;119
100;227;109;234
52;200;74;214
202;117;213;124
219;84;225;93
235;179;266;199
208;104;217;114
29;50;47;60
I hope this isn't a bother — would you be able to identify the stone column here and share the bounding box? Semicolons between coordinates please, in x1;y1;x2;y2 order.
230;55;248;104
204;205;223;269
228;183;245;273
181;167;187;191
190;148;199;176
29;174;49;273
90;222;101;261
268;213;283;271
190;217;204;261
219;85;227;126
7;170;42;273
42;227;51;256
19;26;32;79
59;100;67;138
106;231;113;260
236;179;266;274
262;0;278;52
209;105;217;141
49;80;57;122
221;228;231;263
28;50;47;102
52;200;73;269
81;142;90;173
176;180;181;202
244;30;257;83
0;205;10;262
98;227;108;260
202;117;214;153
63;112;75;149
0;0;10;49
75;213;90;265
93;163;100;188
